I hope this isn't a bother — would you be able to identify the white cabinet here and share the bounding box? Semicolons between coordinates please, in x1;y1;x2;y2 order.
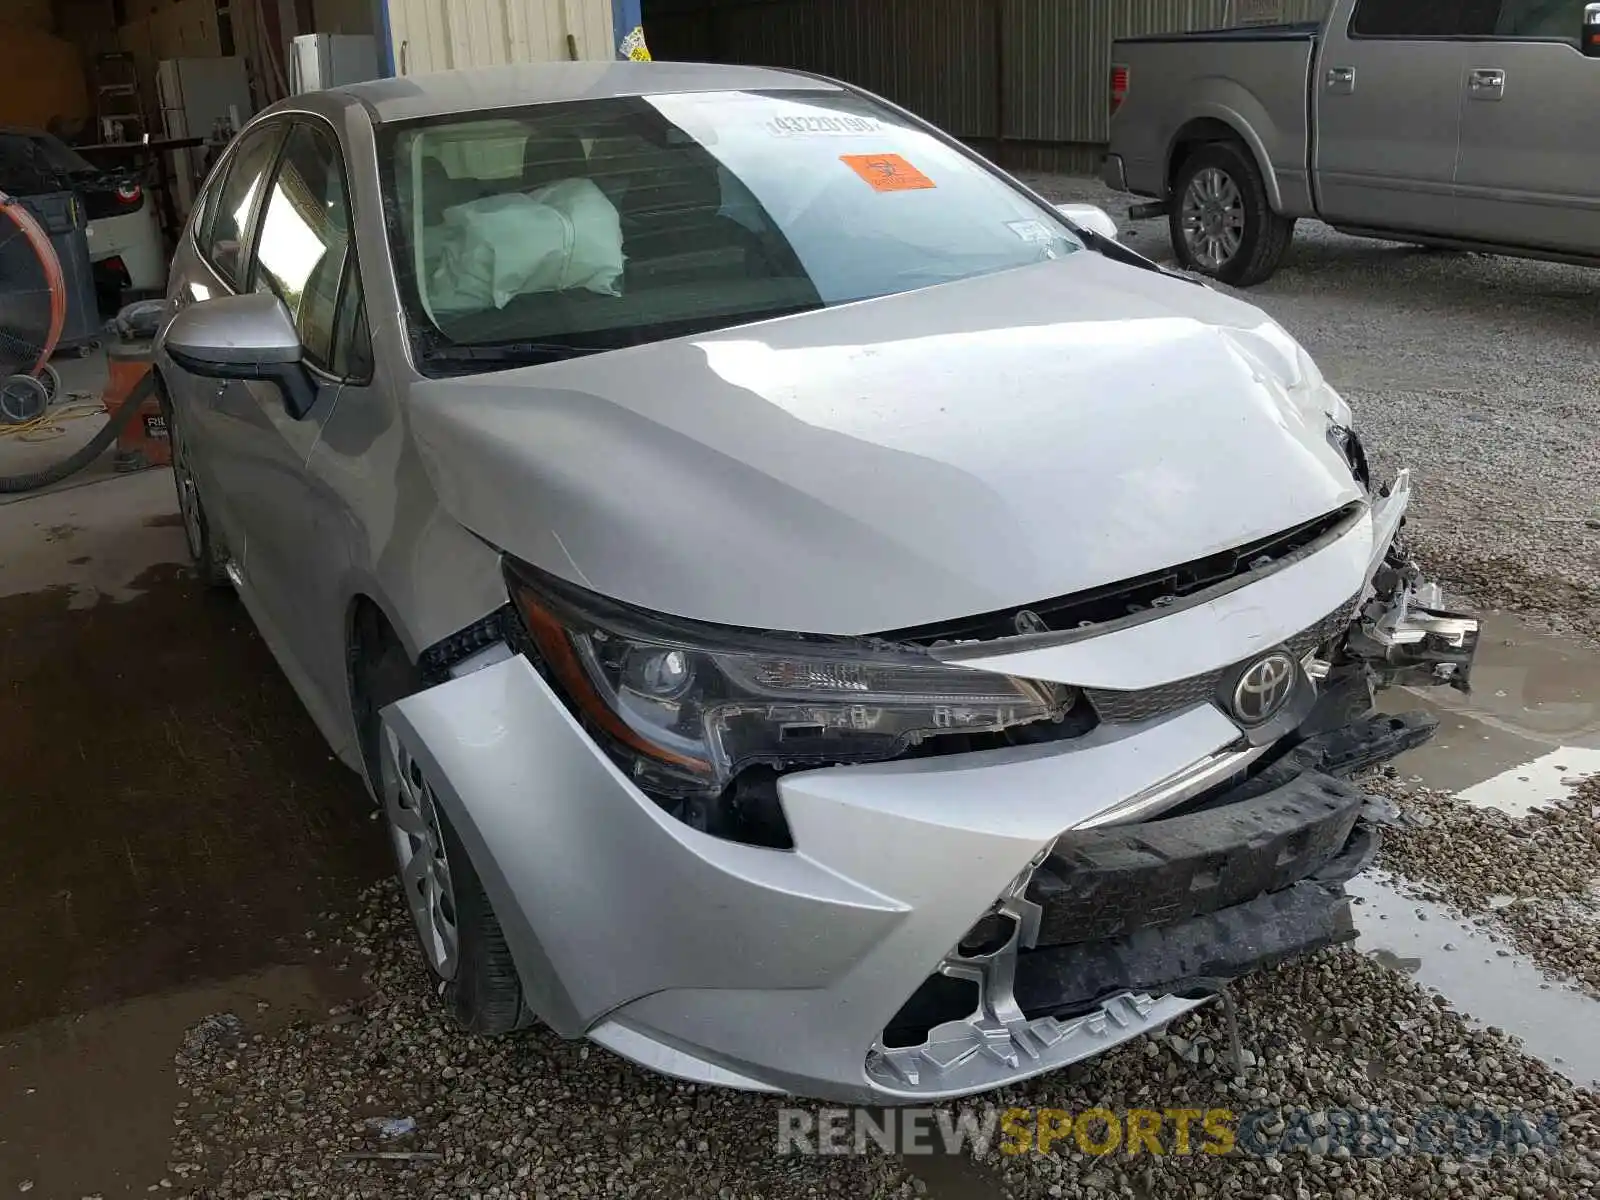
384;0;615;74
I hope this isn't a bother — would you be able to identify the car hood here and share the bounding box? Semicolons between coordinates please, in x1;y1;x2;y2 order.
407;252;1364;634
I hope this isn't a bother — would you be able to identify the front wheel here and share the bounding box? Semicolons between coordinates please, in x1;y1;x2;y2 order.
379;725;527;1035
1170;142;1295;287
160;380;232;589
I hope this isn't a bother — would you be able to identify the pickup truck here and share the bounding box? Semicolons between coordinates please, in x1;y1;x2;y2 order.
1103;0;1600;285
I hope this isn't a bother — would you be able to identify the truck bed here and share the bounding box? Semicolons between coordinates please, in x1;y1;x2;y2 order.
1108;25;1319;215
1116;21;1319;44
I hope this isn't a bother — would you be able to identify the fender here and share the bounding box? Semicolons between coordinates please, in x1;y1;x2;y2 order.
1166;81;1315;218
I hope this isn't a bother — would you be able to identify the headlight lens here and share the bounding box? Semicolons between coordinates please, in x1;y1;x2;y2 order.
505;558;1075;797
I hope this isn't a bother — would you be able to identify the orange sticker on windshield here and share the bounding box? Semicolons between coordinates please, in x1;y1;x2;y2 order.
840;153;935;193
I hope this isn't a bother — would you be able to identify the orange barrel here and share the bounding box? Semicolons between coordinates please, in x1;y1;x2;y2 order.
102;340;170;471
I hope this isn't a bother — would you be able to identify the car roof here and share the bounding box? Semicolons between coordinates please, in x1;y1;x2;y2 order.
336;60;840;123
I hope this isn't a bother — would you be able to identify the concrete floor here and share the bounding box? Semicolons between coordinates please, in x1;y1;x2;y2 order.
0;365;388;1196
0;349;126;497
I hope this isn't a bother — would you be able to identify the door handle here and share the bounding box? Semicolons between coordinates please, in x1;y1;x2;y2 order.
1467;68;1505;98
1326;65;1356;94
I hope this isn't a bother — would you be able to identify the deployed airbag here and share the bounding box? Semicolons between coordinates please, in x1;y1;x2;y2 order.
429;178;624;312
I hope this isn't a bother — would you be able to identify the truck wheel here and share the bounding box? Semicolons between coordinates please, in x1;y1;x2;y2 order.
1170;142;1295;286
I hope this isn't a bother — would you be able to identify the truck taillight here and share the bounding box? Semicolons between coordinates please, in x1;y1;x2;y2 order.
1110;64;1130;115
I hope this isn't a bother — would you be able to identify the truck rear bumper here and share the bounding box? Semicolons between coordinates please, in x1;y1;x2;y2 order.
1102;152;1129;192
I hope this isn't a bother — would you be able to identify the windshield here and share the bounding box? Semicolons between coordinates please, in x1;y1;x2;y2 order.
379;88;1082;371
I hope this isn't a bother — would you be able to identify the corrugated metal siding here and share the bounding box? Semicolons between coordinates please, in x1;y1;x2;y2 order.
659;0;994;138
650;0;1331;154
389;0;614;72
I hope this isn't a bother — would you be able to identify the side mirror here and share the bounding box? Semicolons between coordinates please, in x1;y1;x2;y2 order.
1585;2;1600;55
1055;202;1119;242
162;292;317;419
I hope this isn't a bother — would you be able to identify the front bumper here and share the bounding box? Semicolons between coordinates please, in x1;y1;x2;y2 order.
384;484;1475;1103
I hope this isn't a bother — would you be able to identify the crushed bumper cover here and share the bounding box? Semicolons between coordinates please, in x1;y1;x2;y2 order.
1014;773;1381;1019
383;480;1474;1103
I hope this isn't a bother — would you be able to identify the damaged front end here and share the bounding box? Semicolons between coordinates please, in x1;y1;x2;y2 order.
387;463;1480;1102
866;478;1481;1095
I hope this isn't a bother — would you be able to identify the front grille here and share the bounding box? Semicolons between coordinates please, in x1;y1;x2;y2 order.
1086;669;1226;724
1084;594;1360;724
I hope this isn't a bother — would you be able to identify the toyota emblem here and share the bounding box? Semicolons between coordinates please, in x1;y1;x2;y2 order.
1231;652;1296;725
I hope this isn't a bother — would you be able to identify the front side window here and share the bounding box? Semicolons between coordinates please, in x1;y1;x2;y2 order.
203;123;287;288
250;122;354;372
378;88;1083;373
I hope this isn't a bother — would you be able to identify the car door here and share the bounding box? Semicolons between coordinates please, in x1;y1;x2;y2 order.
1313;0;1492;232
1451;0;1600;252
167;119;290;563
199;117;371;743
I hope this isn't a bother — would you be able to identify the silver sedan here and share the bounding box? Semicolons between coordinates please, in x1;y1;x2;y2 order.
155;60;1476;1102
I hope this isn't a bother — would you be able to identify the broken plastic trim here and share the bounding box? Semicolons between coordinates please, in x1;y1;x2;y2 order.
417;606;516;685
908;502;1366;658
1347;551;1481;693
868;707;1429;1093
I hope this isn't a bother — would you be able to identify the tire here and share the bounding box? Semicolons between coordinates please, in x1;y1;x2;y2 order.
160;380;232;589
37;362;61;404
1169;141;1295;287
357;621;526;1035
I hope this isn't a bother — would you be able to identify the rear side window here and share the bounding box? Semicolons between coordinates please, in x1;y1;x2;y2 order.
1494;0;1580;38
1349;0;1498;35
201;123;285;288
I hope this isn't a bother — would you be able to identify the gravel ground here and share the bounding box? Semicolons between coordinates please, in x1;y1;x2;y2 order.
170;885;920;1199
170;897;1600;1200
1371;775;1600;998
1019;173;1600;647
984;951;1600;1200
141;180;1600;1199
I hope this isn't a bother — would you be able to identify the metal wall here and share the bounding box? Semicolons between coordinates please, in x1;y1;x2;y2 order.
387;0;615;73
646;0;1329;168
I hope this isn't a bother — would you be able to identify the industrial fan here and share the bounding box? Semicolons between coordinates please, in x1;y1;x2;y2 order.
0;191;66;425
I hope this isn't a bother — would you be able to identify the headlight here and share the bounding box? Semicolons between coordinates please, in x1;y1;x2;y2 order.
504;558;1075;797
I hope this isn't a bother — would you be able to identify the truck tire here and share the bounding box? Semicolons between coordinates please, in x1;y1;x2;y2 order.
1170;141;1295;287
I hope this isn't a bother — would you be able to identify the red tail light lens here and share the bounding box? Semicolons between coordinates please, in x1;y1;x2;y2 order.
1110;65;1130;116
115;181;142;205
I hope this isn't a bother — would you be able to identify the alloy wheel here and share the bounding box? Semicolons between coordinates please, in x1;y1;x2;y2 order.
170;415;206;562
382;727;460;980
1180;166;1246;270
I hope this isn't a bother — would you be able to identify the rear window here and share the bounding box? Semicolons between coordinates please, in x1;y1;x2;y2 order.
378;88;1082;370
1349;0;1499;36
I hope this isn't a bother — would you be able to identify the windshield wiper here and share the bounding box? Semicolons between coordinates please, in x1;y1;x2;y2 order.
417;340;599;369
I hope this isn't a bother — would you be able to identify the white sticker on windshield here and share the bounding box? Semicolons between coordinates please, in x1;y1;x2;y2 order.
766;114;884;137
1007;220;1057;244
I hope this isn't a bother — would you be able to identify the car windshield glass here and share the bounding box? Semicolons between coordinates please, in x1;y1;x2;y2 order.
379;88;1081;362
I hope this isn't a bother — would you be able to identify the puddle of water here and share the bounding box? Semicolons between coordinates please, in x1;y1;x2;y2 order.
1377;612;1600;815
901;1150;1010;1200
1349;872;1600;1088
0;963;366;1198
